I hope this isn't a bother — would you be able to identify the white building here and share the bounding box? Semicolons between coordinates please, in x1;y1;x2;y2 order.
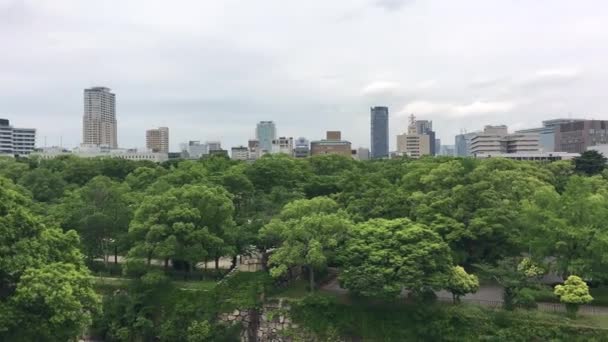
272;137;293;155
475;151;579;162
83;87;117;148
146;127;169;153
470;125;540;156
231;146;250;160
31;145;168;163
0;119;36;156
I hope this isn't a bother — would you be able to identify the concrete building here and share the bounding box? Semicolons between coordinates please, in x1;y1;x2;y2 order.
293;137;310;158
207;141;222;152
31;145;168;163
231;146;250;160
370;106;389;159
396;115;435;158
455;131;478;157
182;141;207;159
555;120;608;153
256;121;276;153
83;87;117;148
0;119;36;156
516;118;584;152
355;147;370;161
146;127;169;153
470;125;540;156
475;152;579;162
311;131;352;157
272;137;293;155
439;145;455;156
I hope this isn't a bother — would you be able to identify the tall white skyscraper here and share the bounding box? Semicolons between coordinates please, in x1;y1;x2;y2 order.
255;121;276;152
146;127;169;153
83;86;117;148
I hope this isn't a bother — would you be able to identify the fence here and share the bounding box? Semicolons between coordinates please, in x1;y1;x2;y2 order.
436;296;608;315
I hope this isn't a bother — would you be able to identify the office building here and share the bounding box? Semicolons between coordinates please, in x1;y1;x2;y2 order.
311;131;352;157
516;118;584;152
355;147;370;161
470;125;540;156
475;152;579;162
146;127;169;153
207;141;222;152
256;121;276;153
435;139;441;155
370;106;389;159
555;120;608;153
182;141;207;159
396;115;435;158
31;145;168;163
439;145;455;156
455;131;478;157
231;146;250;160
83;86;117;148
0;119;36;156
293;137;310;158
272;137;294;154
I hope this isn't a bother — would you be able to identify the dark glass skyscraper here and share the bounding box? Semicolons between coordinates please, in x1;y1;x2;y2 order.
370;106;389;158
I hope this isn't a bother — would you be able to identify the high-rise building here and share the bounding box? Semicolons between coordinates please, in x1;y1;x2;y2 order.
370;106;389;159
183;141;207;159
256;121;276;153
0;119;36;156
207;141;222;152
311;131;352;157
293;137;310;158
396;115;435;158
146;127;169;153
83;86;117;148
554;120;608;153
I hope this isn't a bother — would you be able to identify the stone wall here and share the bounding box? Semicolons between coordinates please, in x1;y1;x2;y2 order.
219;299;314;342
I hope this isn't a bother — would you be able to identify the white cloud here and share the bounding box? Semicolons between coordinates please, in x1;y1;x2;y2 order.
373;0;413;11
361;81;401;96
416;79;437;90
520;67;582;87
399;100;516;117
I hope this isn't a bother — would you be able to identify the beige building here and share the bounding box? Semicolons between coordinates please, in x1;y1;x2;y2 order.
396;115;434;158
470;125;539;156
83;87;117;148
310;131;352;157
146;127;169;153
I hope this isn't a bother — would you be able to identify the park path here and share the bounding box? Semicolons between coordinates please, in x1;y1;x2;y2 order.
319;271;608;315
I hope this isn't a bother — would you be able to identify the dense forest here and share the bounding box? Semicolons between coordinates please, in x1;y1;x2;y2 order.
1;151;607;341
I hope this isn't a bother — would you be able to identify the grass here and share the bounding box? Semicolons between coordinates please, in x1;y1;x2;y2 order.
92;275;217;294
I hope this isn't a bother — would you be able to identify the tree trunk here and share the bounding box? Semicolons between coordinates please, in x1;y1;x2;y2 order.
114;246;118;265
164;258;169;271
215;257;220;271
309;266;315;292
231;255;237;270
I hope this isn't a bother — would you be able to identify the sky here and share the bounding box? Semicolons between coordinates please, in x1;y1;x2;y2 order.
1;0;608;152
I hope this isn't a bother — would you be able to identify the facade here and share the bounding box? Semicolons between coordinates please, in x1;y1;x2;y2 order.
516;119;584;152
272;137;294;154
355;147;370;161
396;115;435;158
182;141;207;159
454;131;478;157
146;127;169;153
475;152;579;162
256;121;276;153
370;106;389;159
83;87;117;148
469;125;540;156
231;146;250;160
555;120;608;153
0;119;36;156
293;137;310;158
311;131;352;157
207;141;222;152
439;145;455;156
31;145;168;163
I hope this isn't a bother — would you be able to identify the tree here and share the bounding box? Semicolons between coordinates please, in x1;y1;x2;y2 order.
259;197;352;291
554;275;593;318
339;218;453;298
0;176;100;341
18;168;67;202
56;176;133;264
574;150;607;175
128;184;234;275
446;266;479;303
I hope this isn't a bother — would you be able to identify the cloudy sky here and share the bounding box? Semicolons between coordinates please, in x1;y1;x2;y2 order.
1;0;607;151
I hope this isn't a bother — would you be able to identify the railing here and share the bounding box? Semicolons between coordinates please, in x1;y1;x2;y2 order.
436;296;608;315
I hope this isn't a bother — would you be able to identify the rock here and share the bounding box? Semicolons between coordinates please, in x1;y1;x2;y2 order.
233;309;240;316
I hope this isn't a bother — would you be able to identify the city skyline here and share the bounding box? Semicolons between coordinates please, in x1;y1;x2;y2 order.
2;1;607;151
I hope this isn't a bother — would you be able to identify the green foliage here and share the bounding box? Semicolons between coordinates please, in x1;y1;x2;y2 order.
446;266;479;302
339;218;452;298
574;150;607;175
554;275;593;317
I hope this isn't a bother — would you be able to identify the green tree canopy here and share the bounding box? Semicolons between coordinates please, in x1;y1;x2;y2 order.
574;150;607;175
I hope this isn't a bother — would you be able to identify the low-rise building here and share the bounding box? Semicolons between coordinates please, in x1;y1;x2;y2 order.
0;118;36;156
310;131;352;157
231;146;250;160
30;145;168;162
475;151;579;162
293;137;310;158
